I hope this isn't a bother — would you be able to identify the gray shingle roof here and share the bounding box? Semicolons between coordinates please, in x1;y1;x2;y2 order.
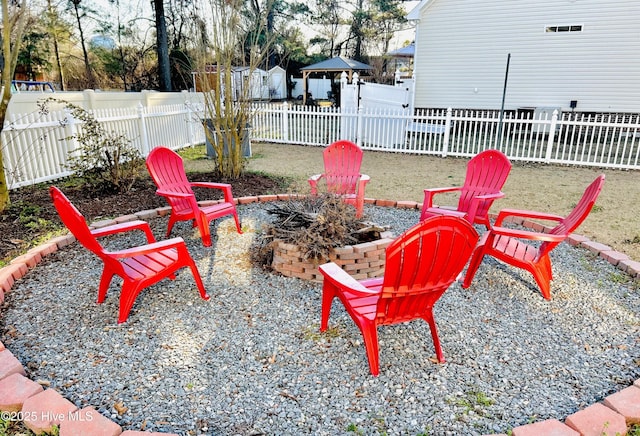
300;56;373;72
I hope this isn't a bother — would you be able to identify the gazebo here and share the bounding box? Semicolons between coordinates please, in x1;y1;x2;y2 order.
300;56;373;104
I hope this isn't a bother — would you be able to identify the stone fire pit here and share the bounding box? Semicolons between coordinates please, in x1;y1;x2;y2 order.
271;231;394;282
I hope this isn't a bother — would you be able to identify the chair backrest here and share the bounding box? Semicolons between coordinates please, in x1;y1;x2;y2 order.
377;215;479;325
540;174;605;257
458;149;511;216
146;146;195;214
323;140;363;196
49;186;106;258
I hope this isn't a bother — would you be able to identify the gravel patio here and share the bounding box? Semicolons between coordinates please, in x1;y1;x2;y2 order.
2;198;640;435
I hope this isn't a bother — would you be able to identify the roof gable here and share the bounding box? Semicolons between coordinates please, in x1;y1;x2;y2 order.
407;0;436;20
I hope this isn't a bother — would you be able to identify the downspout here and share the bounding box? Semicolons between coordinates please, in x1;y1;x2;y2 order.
496;53;511;148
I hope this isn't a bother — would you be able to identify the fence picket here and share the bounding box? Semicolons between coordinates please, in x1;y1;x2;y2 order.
2;101;640;189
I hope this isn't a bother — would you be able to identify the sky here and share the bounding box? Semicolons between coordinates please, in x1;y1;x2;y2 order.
93;0;419;46
389;1;420;50
50;0;418;54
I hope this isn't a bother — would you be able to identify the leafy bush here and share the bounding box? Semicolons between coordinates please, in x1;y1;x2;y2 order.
43;99;144;194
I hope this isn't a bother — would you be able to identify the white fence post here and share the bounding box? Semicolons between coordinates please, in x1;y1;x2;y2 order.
281;101;289;142
352;73;363;146
64;108;80;160
184;101;196;146
544;110;558;163
356;107;364;148
339;71;349;108
137;103;150;156
442;107;452;157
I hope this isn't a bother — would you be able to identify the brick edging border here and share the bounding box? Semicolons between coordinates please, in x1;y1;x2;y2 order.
0;195;639;435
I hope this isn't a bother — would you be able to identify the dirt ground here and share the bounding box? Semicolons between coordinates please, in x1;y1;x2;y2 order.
0;168;285;262
2;142;638;264
237;142;640;261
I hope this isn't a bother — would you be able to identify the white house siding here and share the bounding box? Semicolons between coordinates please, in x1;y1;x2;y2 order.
409;0;640;113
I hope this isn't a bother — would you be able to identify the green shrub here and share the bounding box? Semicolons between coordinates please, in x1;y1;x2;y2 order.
44;98;144;194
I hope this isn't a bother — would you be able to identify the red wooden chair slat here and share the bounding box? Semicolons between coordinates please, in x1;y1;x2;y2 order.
462;174;605;299
319;215;479;376
420;149;512;228
50;186;209;324
308;140;370;218
146;146;242;247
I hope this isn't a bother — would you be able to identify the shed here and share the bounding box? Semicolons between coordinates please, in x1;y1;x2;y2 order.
192;65;269;100
232;66;269;100
407;0;640;113
268;66;287;100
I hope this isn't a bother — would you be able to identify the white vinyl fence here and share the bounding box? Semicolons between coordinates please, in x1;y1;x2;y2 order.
252;104;640;169
3;101;640;189
2;103;205;189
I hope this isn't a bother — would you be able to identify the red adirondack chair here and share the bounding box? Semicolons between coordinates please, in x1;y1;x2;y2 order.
146;146;242;247
420;149;511;228
462;174;606;299
49;186;209;324
319;215;479;376
308;140;370;218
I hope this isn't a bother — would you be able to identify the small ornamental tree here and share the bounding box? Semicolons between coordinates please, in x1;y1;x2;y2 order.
194;0;275;179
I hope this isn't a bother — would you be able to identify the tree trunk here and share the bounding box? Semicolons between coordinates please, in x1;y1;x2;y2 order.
48;0;65;90
350;0;366;61
153;0;171;91
0;0;28;212
0;85;11;212
71;0;96;88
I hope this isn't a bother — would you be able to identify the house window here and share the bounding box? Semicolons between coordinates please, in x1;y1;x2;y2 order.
545;24;583;33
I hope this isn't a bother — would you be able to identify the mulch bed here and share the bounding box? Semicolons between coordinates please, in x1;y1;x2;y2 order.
0;172;283;262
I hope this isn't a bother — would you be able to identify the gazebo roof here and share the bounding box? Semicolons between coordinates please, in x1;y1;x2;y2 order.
300;56;373;73
299;57;373;104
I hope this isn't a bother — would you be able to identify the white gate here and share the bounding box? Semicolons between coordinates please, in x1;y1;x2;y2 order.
340;73;414;148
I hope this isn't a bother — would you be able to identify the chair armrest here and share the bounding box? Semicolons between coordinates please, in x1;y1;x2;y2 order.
319;262;379;295
190;181;232;190
109;237;187;258
190;182;234;203
155;189;192;199
474;191;505;201
495;208;565;226
308;174;325;195
357;174;370;198
489;226;567;243
91;220;156;243
423;186;461;208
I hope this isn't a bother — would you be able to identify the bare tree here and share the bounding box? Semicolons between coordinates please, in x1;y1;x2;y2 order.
195;0;276;178
348;0;370;61
46;0;70;90
68;0;97;88
0;0;28;212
